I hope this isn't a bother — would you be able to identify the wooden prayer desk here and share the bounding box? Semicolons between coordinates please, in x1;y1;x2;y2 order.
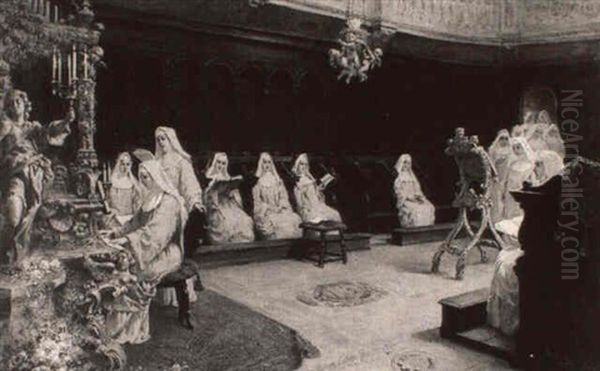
300;221;348;268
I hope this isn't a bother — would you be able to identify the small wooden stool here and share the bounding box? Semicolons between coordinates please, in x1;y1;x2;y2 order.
300;221;348;268
157;259;200;329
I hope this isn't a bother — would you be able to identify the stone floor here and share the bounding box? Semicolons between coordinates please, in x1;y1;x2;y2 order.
201;236;517;371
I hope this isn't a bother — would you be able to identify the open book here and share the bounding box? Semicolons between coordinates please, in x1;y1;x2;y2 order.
319;173;335;188
210;175;243;193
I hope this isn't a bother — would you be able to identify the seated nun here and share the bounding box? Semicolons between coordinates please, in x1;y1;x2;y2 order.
253;153;302;239
393;154;435;228
502;138;536;219
291;153;342;224
106;152;141;226
487;155;563;336
204;152;255;244
543;124;566;159
105;160;186;344
488;130;514;222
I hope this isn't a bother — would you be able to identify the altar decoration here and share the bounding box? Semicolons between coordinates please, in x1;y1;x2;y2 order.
0;0;105;252
0;239;132;370
430;128;505;280
328;0;383;84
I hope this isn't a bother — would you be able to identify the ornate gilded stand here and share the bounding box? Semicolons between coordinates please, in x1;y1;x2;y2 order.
431;128;505;280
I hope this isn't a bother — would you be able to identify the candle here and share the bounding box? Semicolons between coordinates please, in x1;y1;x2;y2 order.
53;5;58;23
58;52;62;84
72;45;77;81
52;48;56;82
45;1;50;22
67;52;72;86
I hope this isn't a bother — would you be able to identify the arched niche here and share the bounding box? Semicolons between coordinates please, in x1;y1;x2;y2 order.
520;85;558;124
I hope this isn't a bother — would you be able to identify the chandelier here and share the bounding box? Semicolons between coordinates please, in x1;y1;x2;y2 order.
329;0;382;84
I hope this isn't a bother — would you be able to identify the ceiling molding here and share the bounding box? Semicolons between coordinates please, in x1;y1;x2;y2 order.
93;0;600;66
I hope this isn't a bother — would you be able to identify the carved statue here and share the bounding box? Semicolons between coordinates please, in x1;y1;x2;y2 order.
393;154;435;228
0;89;74;265
431;128;505;280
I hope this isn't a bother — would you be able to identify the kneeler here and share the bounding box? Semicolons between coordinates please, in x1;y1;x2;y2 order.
158;208;205;329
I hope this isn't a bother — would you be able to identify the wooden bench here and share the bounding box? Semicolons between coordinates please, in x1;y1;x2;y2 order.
392;222;457;246
439;288;488;338
300;221;348;268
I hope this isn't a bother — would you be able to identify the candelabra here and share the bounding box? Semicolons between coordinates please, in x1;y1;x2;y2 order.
51;43;100;198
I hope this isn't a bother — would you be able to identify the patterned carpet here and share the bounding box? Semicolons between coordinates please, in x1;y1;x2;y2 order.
125;290;319;371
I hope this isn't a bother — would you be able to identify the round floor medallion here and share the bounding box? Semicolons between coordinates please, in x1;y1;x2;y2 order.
297;281;386;307
390;349;435;371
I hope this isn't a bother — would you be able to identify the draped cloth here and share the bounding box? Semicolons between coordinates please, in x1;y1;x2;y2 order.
106;160;186;344
253;153;302;239
153;127;201;307
393;154;435;227
487;215;524;336
292;153;341;224
204;152;254;244
488;130;513;222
